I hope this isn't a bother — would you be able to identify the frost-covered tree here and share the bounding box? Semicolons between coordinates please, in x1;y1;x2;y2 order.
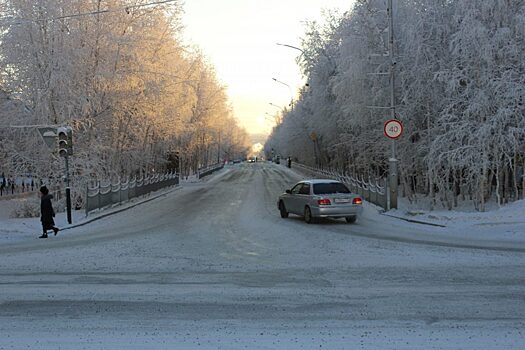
266;0;525;211
0;0;250;201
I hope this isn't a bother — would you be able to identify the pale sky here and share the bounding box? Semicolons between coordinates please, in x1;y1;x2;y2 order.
182;0;355;136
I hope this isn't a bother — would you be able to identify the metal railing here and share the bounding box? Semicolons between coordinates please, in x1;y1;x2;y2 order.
197;163;224;179
85;172;179;215
292;163;389;210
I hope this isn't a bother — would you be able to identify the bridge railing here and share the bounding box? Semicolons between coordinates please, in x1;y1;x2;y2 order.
292;163;388;210
197;163;224;179
85;172;179;215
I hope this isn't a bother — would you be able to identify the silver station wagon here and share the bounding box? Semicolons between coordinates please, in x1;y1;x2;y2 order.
278;179;363;224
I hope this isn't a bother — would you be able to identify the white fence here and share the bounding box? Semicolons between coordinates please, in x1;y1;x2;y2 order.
85;172;179;215
293;163;389;210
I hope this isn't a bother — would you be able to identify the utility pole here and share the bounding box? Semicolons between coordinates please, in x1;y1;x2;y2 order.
387;0;398;210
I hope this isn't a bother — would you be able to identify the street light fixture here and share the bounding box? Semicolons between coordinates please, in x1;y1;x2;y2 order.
276;43;305;55
272;77;291;91
265;112;282;124
271;78;294;111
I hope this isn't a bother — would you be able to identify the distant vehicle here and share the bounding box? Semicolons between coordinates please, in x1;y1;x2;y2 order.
277;179;363;224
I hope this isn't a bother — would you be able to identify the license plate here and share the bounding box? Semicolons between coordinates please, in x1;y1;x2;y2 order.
334;198;350;203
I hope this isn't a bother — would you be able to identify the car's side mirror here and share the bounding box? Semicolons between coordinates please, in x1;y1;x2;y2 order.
285;189;292;194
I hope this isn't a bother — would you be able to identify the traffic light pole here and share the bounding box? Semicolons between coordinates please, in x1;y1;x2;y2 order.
64;155;72;224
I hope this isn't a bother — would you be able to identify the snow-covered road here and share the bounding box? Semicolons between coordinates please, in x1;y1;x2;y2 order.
1;162;524;349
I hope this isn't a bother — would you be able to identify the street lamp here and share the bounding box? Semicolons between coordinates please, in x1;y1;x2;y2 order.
265;112;282;124
276;43;305;55
271;78;294;111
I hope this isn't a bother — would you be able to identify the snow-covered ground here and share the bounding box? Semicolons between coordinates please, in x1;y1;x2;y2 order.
0;162;524;349
2;163;525;247
388;197;525;243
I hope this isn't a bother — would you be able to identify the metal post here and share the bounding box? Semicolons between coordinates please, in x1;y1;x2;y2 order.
217;131;221;164
388;0;398;210
118;176;122;204
64;155;72;224
85;183;89;217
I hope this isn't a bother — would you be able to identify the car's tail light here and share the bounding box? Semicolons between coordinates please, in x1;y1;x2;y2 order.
352;197;363;205
318;199;331;205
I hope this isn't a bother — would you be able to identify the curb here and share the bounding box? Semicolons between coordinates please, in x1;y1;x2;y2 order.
381;213;447;227
60;185;183;231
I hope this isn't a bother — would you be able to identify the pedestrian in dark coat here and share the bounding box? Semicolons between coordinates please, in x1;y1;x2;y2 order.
39;186;59;238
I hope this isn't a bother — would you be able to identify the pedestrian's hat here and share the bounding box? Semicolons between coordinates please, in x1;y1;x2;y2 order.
39;185;49;195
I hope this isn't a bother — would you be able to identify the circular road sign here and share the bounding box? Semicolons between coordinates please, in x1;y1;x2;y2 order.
384;119;403;139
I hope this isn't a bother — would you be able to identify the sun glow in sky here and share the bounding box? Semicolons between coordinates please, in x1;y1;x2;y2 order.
182;0;355;137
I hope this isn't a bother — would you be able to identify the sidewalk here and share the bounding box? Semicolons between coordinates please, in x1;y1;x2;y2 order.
0;185;182;243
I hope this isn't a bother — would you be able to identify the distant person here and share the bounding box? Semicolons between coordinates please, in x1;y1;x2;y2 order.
39;186;59;239
31;179;34;191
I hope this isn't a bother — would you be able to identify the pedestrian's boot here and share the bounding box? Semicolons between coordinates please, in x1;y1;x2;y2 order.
39;233;48;239
53;227;59;236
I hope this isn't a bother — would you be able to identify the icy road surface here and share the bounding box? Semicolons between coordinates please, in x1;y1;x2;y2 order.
0;162;524;349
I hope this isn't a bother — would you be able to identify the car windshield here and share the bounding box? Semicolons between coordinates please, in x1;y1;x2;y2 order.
313;182;350;194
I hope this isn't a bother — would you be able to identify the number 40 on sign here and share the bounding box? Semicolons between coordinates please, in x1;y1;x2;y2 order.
383;119;403;139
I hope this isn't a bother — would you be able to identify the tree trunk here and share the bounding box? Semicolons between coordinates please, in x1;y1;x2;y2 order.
495;166;501;207
480;164;487;212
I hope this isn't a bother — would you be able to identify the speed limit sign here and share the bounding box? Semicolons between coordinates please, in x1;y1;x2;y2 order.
384;119;403;139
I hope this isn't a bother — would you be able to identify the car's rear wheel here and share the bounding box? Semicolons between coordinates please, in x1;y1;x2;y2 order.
304;206;314;224
345;216;357;224
279;201;289;218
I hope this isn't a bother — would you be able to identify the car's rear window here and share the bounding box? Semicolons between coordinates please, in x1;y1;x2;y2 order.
313;182;350;194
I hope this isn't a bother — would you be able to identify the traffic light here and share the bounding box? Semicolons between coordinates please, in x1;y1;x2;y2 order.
57;126;73;157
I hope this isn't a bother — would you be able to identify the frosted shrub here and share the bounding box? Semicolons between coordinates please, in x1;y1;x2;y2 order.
11;198;40;218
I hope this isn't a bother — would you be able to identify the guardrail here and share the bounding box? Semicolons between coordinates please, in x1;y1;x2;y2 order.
85;172;179;215
292;163;388;210
197;163;224;179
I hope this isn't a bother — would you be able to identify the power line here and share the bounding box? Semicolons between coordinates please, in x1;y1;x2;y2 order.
0;0;178;26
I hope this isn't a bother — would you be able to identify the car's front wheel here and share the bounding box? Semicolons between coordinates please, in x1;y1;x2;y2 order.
345;216;357;223
304;206;314;224
279;201;289;218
